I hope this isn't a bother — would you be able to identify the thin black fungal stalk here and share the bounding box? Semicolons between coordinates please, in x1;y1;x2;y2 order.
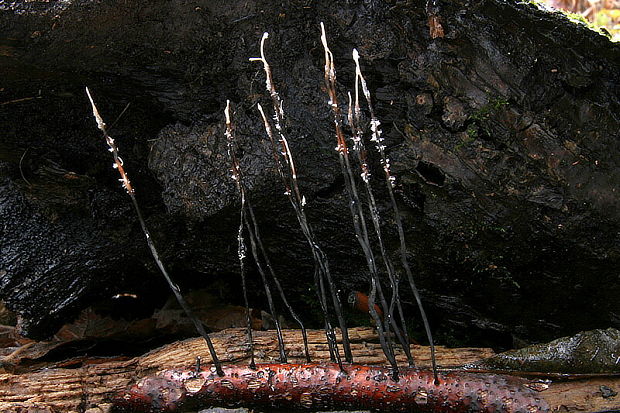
249;33;302;207
224;101;256;369
227;100;313;363
320;23;398;376
251;33;352;366
257;103;341;367
244;200;311;363
347;90;415;368
348;58;416;364
352;52;439;384
241;212;287;363
226;101;289;364
86;87;224;377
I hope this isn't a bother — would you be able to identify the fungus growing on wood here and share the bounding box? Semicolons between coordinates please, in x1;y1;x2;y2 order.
86;87;224;376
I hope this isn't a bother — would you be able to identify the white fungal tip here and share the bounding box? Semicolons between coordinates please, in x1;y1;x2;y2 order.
353;48;360;61
320;22;327;43
85;86;106;131
224;100;231;123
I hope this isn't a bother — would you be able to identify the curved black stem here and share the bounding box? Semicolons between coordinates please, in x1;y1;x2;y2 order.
131;195;224;375
86;87;223;376
246;199;311;363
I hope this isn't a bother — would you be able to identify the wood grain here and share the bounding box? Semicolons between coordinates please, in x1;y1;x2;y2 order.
0;327;618;412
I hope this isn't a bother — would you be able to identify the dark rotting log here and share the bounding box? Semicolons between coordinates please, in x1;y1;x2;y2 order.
2;0;619;349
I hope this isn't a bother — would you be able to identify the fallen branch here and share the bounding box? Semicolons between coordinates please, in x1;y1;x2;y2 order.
1;328;619;412
0;327;492;412
117;363;548;412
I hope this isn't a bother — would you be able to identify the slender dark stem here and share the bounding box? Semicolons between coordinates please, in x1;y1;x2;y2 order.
320;23;396;374
253;38;352;366
227;100;285;366
242;210;287;362
227;100;310;363
107;102;131;132
317;265;341;365
339;149;397;370
226;101;256;369
86;87;223;376
246;199;311;362
351;51;439;383
235;190;256;369
391;187;439;383
19;148;32;187
347;91;415;366
130;195;223;375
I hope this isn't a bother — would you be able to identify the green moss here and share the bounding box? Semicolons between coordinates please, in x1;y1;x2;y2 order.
466;127;478;140
520;0;613;40
523;0;546;7
470;97;509;123
561;9;614;39
460;97;508;144
569;15;611;39
562;10;590;25
454;129;477;152
592;9;620;41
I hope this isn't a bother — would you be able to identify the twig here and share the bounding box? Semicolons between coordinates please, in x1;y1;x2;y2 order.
18;149;32;187
107;102;131;132
0;95;42;106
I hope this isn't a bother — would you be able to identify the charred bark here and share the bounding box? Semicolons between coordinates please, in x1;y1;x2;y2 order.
0;0;619;347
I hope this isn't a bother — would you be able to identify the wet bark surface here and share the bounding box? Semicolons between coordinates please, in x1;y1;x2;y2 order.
115;363;549;413
0;327;497;412
1;0;619;345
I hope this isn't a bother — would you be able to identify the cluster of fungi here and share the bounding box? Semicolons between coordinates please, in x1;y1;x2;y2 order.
87;25;550;413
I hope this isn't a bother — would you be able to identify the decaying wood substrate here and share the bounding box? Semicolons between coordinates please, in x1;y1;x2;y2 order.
1;327;619;413
3;0;619;347
118;363;549;412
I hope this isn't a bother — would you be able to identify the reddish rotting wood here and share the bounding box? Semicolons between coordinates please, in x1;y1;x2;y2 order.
114;363;550;412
